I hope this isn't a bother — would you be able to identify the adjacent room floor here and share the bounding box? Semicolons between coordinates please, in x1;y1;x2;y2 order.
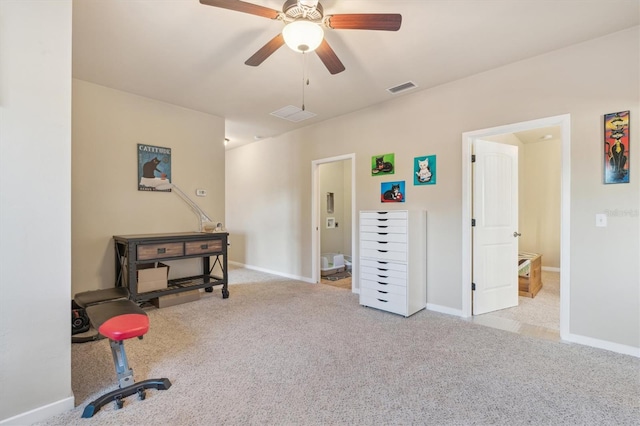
470;270;560;341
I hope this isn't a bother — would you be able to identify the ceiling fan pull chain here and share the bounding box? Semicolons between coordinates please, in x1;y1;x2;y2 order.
301;52;306;111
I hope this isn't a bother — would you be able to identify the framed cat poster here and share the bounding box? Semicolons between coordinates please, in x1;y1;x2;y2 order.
371;153;395;176
138;144;172;192
381;181;405;203
414;155;436;185
604;111;629;184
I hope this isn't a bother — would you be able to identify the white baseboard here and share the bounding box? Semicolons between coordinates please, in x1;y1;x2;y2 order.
564;333;640;358
0;396;74;425
228;261;315;284
426;303;464;318
542;266;561;272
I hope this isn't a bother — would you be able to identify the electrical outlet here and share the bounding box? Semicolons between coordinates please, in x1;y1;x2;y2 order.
595;213;607;227
196;189;207;197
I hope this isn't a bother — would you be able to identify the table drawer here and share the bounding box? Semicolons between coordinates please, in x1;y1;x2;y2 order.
360;218;407;229
360;240;406;252
360;248;406;262
185;239;223;255
361;265;407;280
360;232;407;243
360;291;406;316
137;242;184;260
360;211;407;220
361;272;406;286
360;259;407;273
360;278;406;295
360;225;407;234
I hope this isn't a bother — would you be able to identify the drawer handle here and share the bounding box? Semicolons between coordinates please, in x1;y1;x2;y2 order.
376;212;388;215
378;268;388;271
377;275;388;278
377;299;388;303
377;225;388;229
377;250;388;253
377;261;388;265
377;290;388;294
377;282;388;285
377;232;388;235
377;241;388;244
377;218;388;222
157;248;166;254
200;244;208;249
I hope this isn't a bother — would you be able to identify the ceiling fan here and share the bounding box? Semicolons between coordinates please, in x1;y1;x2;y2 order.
199;0;402;75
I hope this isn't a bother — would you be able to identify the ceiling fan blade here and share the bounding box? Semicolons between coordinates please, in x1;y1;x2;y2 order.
315;39;345;75
199;0;280;19
245;33;285;66
326;14;402;31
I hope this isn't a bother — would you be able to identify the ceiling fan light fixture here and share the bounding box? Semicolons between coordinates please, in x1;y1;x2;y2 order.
282;20;324;53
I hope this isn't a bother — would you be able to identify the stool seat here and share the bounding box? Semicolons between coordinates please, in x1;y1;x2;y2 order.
85;300;149;340
99;313;149;340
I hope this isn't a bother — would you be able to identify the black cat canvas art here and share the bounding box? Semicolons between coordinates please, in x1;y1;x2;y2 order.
381;181;405;203
371;154;395;175
138;144;172;192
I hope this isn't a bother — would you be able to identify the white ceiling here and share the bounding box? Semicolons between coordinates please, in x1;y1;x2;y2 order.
72;0;639;148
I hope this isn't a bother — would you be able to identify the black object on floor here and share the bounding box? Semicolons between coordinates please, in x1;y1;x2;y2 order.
325;271;351;281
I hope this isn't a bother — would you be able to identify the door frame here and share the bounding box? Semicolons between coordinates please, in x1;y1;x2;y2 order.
461;114;571;340
311;153;356;287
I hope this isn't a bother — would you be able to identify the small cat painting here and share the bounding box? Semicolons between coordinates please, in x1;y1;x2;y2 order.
381;181;405;203
383;183;402;200
414;155;436;185
415;158;432;183
371;154;394;175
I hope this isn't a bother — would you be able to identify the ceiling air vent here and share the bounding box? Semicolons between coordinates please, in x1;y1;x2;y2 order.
270;105;317;122
387;81;417;94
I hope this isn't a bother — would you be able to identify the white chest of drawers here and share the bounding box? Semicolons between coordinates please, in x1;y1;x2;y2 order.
359;210;426;317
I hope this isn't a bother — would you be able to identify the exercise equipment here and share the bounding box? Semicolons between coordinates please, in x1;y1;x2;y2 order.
73;287;172;418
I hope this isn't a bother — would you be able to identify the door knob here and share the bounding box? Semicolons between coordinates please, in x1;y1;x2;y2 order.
513;232;522;237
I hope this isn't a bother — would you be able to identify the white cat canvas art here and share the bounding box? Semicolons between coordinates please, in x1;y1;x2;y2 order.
414;155;436;185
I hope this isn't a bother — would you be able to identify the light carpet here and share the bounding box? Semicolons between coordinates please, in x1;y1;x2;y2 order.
481;271;560;331
38;269;639;425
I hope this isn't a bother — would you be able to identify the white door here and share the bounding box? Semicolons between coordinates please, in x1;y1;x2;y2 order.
472;139;519;315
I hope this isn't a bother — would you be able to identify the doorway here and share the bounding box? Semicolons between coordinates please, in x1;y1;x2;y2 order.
311;154;356;291
461;114;571;340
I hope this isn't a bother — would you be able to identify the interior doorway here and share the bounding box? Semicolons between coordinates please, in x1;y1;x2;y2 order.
461;114;571;341
473;129;562;337
311;154;356;291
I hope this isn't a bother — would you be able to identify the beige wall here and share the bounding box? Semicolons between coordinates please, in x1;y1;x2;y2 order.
72;80;225;295
521;138;561;267
320;161;351;257
0;1;74;423
226;28;639;349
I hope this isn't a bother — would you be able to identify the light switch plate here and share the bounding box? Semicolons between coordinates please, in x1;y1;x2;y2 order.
595;213;607;227
196;189;207;197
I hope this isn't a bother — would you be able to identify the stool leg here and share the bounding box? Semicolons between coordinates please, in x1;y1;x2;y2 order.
82;338;172;418
109;339;135;388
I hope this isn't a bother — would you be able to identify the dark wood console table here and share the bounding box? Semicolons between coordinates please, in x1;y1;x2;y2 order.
113;232;229;303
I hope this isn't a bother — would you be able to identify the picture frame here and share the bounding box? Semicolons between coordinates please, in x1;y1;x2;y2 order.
604;111;630;184
414;155;436;185
138;144;172;191
371;153;395;176
381;181;405;203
